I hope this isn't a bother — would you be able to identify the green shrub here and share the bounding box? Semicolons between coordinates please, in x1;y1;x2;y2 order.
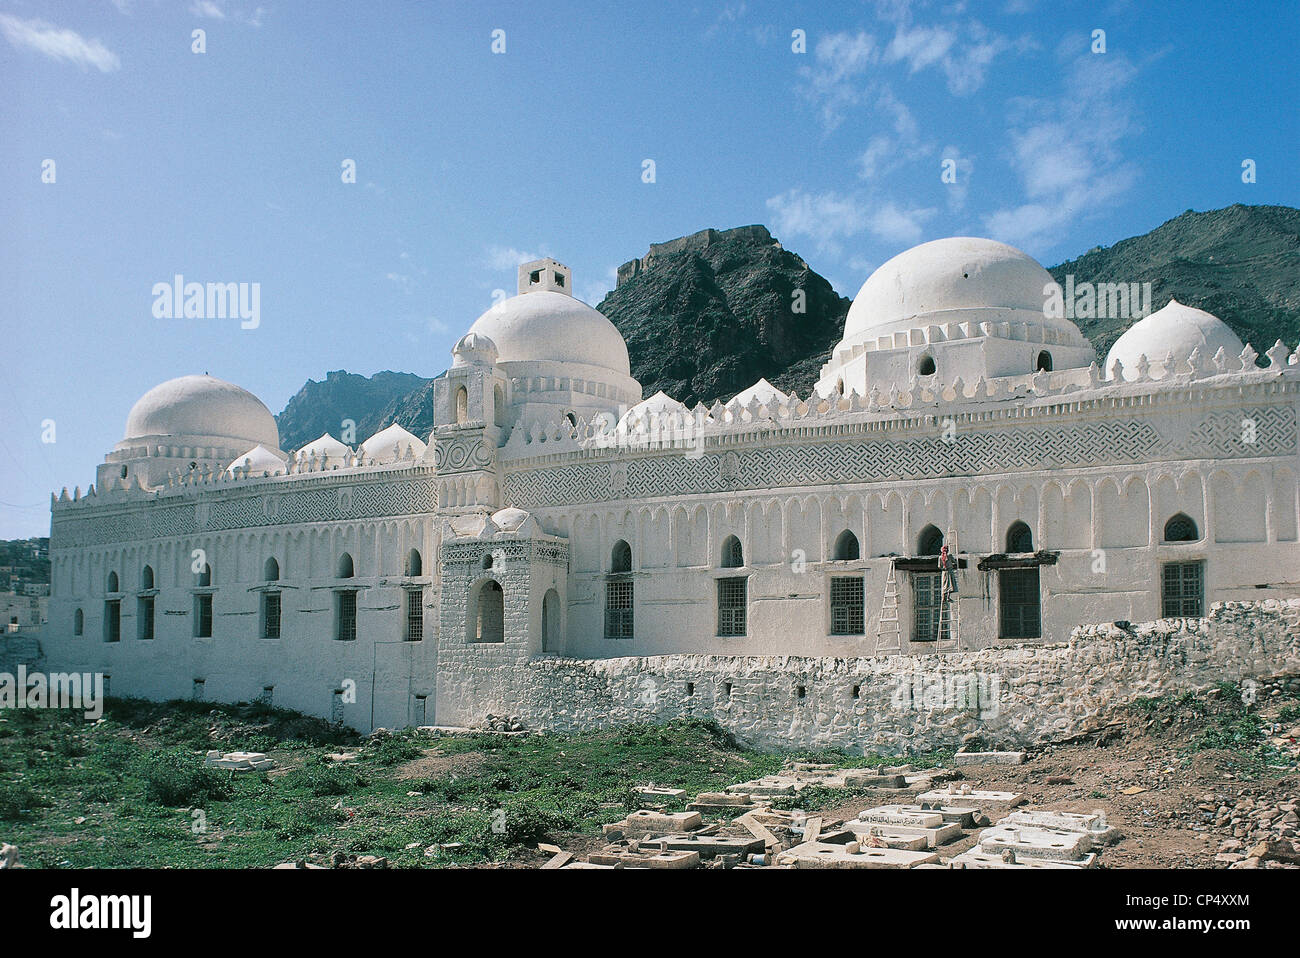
285;760;369;797
140;749;232;807
0;782;48;819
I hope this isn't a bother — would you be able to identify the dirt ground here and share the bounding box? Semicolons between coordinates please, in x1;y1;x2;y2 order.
527;686;1300;869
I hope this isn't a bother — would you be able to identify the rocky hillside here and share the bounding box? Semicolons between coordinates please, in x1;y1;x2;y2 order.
1048;205;1300;362
274;205;1299;442
275;370;431;453
598;225;849;407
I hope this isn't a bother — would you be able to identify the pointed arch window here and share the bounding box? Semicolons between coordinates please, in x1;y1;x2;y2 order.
1006;521;1034;553
1163;513;1199;543
606;540;633;639
833;530;860;561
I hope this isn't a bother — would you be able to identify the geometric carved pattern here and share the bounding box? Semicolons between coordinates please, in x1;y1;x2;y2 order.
1157;405;1297;458
52;475;440;549
504;406;1297;509
440;539;568;568
434;434;492;474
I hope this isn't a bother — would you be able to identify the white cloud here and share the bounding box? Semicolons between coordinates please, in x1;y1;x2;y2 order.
0;14;120;72
885;24;956;74
189;2;265;27
940;145;973;211
427;316;450;335
858;86;930;180
867;201;937;244
798;31;880;131
190;1;226;20
766;188;869;254
485;245;544;271
800;15;1009;133
703;2;747;40
985;48;1141;250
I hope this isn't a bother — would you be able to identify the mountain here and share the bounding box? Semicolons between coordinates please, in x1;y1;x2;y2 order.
1047;205;1300;363
275;370;431;453
274;205;1300;444
596;225;850;407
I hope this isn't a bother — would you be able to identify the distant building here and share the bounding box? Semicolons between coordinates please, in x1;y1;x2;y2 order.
1;591;47;632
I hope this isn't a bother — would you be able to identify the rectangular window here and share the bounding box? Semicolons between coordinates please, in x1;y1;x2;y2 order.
912;573;944;642
137;595;154;640
1162;561;1204;618
103;600;121;643
604;579;633;639
830;576;865;635
194;593;213;638
717;577;747;637
405;588;424;642
337;590;357;641
262;591;281;639
999;568;1041;639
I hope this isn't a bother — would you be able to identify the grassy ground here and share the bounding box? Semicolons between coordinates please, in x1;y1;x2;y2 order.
0;698;948;868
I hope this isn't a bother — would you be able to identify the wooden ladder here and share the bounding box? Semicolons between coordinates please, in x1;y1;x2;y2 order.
936;557;960;651
874;559;902;655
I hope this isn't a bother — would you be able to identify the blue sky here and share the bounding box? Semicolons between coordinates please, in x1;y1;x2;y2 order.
1;0;1297;537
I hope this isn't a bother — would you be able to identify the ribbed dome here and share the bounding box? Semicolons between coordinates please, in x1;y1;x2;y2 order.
1105;299;1244;380
465;291;631;374
124;375;278;448
843;237;1076;344
451;331;499;367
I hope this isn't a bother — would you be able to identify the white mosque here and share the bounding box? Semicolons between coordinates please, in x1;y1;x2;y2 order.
39;238;1300;730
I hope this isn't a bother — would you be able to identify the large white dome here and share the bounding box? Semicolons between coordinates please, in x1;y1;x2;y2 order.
1105;298;1244;380
124;374;279;449
842;237;1080;345
465;291;631;375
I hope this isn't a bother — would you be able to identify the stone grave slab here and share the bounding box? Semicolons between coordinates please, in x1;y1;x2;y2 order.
1003;809;1121;844
954;751;1026;766
623;809;702;834
776;841;939;869
979;824;1093;862
847;818;961;848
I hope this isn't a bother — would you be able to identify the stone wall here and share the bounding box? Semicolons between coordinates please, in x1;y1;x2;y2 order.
616;225;775;286
438;600;1300;753
0;636;45;677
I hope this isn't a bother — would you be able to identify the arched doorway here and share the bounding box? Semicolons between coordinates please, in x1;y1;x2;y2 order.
469;579;504;643
542;589;561;653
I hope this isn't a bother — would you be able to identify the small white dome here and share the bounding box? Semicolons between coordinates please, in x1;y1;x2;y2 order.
1105;298;1244;380
452;331;499;367
296;432;351;466
124;374;278;448
842;237;1083;346
360;423;427;463
490;506;531;532
730;377;789;407
226;443;287;477
466;291;630;375
618;391;687;431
